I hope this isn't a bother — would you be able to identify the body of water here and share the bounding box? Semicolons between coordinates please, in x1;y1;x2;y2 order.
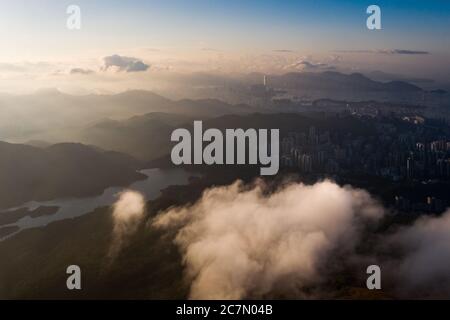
0;168;195;241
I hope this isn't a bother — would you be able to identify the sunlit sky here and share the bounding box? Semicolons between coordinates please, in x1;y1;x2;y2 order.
0;0;449;93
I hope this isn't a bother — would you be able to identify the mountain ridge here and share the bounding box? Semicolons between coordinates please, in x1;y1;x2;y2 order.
0;141;144;209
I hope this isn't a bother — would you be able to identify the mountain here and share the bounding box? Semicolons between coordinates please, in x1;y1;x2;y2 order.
79;112;195;161
0;73;424;144
366;70;435;84
429;89;448;95
0;142;144;209
0;90;254;143
269;71;423;93
81;111;375;166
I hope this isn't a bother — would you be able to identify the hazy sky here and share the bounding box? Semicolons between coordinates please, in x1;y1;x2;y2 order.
0;0;449;93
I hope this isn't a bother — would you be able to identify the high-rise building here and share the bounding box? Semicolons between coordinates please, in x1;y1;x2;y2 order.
407;157;415;179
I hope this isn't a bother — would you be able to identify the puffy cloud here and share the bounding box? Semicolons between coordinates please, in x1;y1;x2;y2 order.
151;177;450;299
387;209;450;297
103;54;150;72
109;190;146;259
152;179;384;299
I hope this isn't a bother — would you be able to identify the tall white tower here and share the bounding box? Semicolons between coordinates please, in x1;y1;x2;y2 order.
263;75;267;87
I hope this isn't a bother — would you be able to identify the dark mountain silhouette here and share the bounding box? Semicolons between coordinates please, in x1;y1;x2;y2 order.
0;142;144;209
366;70;434;84
429;89;448;94
81;111;375;165
79;112;195;161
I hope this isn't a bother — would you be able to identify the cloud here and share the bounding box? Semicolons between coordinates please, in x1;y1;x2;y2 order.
201;48;221;52
273;49;295;53
0;61;55;74
103;54;150;72
386;49;429;55
387;209;450;297
329;55;343;63
151;178;450;299
0;63;27;73
70;68;95;75
143;47;162;52
109;190;146;259
152;179;384;299
286;60;335;71
336;49;430;55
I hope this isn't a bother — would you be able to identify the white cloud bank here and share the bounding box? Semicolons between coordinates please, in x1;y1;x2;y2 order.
152;179;450;299
152;180;384;299
388;210;450;297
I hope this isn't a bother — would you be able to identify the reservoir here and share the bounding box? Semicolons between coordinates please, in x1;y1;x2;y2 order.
0;168;195;241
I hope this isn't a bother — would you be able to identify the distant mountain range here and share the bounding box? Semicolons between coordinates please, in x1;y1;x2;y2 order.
0;142;144;209
0;90;256;143
366;70;435;85
0;70;441;146
267;71;423;93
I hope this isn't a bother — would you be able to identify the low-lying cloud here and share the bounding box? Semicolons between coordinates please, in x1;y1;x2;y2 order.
152;179;450;299
387;210;450;297
103;54;150;72
109;190;146;259
152;180;384;299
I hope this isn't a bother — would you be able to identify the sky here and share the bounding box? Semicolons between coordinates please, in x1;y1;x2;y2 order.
0;0;449;93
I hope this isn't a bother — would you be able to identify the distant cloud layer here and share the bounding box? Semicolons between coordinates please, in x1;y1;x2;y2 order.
273;49;295;53
287;59;335;71
70;68;94;75
388;49;429;55
103;54;150;72
0;63;27;72
336;49;430;55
